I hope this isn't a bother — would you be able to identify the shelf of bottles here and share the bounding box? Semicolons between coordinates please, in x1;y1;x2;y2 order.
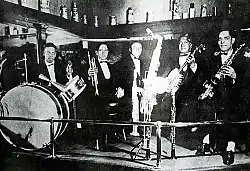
1;1;250;39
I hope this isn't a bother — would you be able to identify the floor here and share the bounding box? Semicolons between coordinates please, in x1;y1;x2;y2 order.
1;125;250;171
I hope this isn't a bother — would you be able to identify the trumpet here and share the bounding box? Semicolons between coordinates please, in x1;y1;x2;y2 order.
88;51;99;96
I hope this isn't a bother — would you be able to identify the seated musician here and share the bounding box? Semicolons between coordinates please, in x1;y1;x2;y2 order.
87;43;124;151
158;33;206;123
36;42;68;87
196;23;246;165
0;43;38;92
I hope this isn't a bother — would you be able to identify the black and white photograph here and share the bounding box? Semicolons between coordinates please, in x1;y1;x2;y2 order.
1;0;250;170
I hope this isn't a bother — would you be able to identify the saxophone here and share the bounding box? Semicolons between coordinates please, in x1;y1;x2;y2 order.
198;43;245;100
140;28;163;159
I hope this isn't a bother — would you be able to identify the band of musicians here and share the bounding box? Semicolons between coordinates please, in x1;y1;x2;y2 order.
1;19;250;166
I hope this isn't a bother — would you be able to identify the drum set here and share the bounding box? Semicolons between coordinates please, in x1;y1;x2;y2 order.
0;52;86;151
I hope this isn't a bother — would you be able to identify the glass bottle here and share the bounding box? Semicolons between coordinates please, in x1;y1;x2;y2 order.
201;4;207;17
228;3;232;16
60;5;68;19
71;2;79;22
126;7;134;24
172;0;181;20
94;16;99;27
82;15;88;25
189;3;195;18
40;0;50;13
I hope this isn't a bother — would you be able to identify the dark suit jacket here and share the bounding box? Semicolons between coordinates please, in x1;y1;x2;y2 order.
160;52;207;122
112;55;142;100
95;60;116;98
208;50;246;120
32;58;68;90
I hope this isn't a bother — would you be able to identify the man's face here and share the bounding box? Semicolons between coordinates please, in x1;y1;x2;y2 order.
131;42;142;59
96;44;109;60
44;47;56;63
179;37;192;53
218;31;235;52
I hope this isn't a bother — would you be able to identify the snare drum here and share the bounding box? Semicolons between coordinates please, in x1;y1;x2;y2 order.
0;84;69;150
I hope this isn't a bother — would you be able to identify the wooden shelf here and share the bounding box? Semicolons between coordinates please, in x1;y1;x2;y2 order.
1;1;250;40
0;1;87;38
87;16;250;39
0;33;37;40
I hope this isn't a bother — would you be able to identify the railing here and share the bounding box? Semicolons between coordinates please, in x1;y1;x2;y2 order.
0;117;250;169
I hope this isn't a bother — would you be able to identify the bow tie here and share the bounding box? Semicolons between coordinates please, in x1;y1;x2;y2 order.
179;53;190;57
221;51;228;55
46;63;54;66
100;60;108;63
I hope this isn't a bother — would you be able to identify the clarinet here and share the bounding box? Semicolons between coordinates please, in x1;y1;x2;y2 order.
170;91;177;159
198;43;245;100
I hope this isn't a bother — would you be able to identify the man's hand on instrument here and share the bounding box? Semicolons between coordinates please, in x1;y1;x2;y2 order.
116;87;124;99
186;56;197;72
220;65;236;79
88;67;98;77
187;55;195;64
172;73;183;88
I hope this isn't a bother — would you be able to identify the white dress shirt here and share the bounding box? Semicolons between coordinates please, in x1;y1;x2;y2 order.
99;60;110;79
221;49;233;65
45;61;56;82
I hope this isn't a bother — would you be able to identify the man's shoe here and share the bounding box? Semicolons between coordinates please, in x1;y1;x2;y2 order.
222;151;234;165
195;143;210;156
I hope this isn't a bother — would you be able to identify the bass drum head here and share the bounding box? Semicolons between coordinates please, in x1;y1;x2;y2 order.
0;84;69;150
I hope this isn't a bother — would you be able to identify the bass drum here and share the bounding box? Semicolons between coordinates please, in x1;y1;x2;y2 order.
0;84;69;151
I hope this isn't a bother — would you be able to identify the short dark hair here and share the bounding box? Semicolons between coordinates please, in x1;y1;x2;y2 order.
218;29;236;39
178;33;192;44
219;20;236;38
43;43;57;51
96;43;108;50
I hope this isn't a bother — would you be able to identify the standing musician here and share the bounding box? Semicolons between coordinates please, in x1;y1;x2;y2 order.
112;41;144;136
197;25;246;165
241;45;250;155
87;43;124;151
159;33;206;123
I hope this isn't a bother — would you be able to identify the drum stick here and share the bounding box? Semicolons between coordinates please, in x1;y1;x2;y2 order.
39;74;66;92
